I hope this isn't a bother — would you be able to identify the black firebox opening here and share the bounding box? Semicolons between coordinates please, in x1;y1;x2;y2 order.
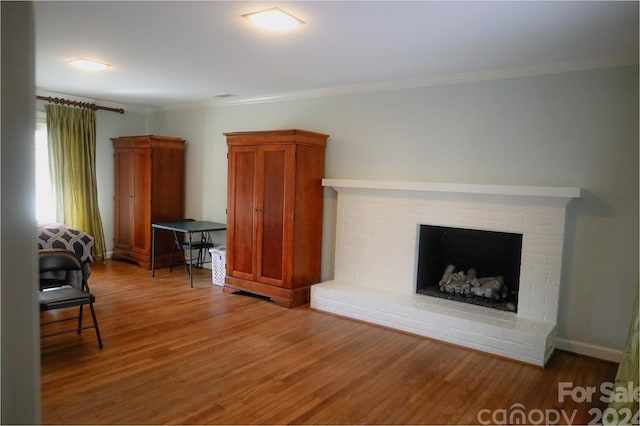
416;225;523;312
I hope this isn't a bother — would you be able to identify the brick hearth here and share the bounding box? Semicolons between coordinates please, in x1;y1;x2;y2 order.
311;179;580;366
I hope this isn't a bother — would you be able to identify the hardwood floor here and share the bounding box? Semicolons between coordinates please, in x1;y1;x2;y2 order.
40;260;618;424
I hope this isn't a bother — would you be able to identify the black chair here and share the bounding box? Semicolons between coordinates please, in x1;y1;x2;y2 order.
38;249;103;349
169;219;214;273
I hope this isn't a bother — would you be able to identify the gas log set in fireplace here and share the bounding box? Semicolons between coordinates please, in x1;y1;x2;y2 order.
416;225;523;312
437;265;515;311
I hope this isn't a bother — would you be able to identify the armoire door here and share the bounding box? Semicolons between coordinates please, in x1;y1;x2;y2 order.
256;145;295;288
227;146;258;281
114;147;151;256
130;147;151;256
113;148;134;252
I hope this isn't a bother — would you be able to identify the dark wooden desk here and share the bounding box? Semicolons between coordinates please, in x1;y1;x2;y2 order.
151;220;226;287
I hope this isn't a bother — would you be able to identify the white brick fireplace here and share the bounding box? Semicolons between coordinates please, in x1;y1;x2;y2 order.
311;179;581;366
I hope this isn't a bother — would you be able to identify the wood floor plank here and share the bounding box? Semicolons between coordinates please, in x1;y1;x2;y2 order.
40;260;619;424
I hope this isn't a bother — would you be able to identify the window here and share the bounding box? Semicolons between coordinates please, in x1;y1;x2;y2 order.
35;120;56;223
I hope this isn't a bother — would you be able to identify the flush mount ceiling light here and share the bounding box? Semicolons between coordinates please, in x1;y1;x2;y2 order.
68;58;111;72
242;7;304;32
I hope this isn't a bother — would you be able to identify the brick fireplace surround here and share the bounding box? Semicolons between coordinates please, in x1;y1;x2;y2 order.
311;179;581;366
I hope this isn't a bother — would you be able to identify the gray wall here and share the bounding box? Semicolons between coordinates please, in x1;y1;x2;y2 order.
1;2;41;423
148;65;638;353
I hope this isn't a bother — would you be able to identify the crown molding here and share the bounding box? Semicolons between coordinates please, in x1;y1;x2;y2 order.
219;54;638;106
37;54;639;113
154;99;218;112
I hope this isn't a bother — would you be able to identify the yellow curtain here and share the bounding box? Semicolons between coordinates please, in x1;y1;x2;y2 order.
606;292;639;424
45;104;107;263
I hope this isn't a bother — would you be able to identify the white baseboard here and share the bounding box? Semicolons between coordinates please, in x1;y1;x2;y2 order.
555;337;622;363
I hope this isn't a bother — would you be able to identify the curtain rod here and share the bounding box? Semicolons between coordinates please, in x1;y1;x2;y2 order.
36;96;125;114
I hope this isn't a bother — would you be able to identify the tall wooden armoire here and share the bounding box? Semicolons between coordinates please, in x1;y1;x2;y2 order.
111;135;185;269
224;129;328;308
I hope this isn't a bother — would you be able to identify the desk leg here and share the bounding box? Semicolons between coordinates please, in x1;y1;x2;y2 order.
151;227;156;277
188;232;194;288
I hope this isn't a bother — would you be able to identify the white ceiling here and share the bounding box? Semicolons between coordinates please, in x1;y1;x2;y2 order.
35;1;639;109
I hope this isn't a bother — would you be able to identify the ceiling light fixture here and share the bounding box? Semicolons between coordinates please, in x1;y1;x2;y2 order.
242;7;304;32
68;58;111;72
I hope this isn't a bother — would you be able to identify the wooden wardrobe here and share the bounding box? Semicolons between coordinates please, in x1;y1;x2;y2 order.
224;129;328;308
111;135;185;269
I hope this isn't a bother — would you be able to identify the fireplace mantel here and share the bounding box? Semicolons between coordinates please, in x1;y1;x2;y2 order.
313;178;582;366
323;178;581;202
